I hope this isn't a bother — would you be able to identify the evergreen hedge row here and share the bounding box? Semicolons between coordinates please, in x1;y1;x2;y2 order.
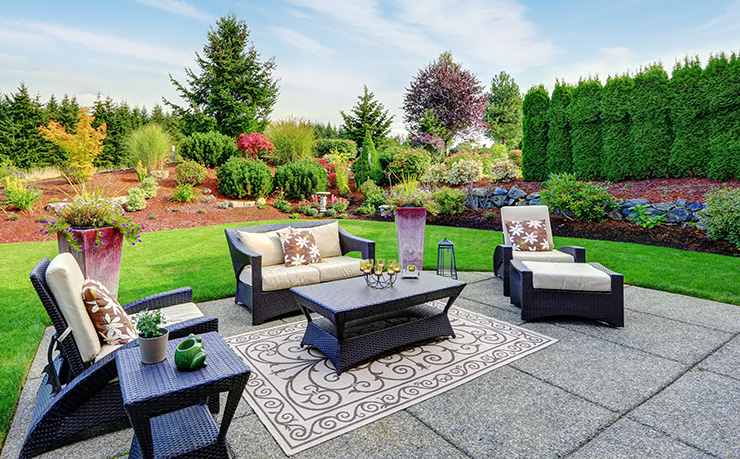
521;84;549;181
520;52;740;181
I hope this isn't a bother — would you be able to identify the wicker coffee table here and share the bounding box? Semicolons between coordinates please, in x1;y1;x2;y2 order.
291;272;466;374
116;332;250;459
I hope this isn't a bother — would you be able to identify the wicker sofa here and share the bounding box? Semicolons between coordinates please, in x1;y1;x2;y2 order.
225;220;375;324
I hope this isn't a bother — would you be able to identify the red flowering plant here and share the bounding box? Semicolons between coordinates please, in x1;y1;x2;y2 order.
237;133;275;159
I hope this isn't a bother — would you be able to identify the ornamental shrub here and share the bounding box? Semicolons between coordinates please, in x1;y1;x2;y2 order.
308;208;319;217
180;131;238;167
123;123;173;171
601;74;634;181
352;131;383;186
432;187;467;215
175;160;208;186
172;183;198;202
265;116;315;164
446;158;483;185
409;133;445;161
324;208;337;217
237;132;275;159
329;195;349;212
126;187;147;211
421;163;449;185
2;176;42;211
567;78;603;180
703;185;740;248
216;156;273;199
359;179;386;211
273;159;328;199
521;84;550;181
140;176;158;199
489;158;522;182
314;139;357;158
630;63;672;178
386;148;432;182
540;172;617;222
546;80;574;174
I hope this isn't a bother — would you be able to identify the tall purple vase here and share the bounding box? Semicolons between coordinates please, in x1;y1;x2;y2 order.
57;227;124;297
395;206;427;271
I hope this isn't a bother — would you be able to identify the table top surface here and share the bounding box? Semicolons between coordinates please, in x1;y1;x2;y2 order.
116;332;250;406
291;271;465;314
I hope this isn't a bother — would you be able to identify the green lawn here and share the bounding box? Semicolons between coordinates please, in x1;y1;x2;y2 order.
1;218;739;446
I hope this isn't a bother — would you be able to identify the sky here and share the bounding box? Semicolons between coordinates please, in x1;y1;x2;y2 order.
2;0;740;137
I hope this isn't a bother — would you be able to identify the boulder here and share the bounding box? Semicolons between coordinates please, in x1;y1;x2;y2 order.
653;203;675;214
607;209;625;221
665;207;693;223
491;195;506;208
686;202;704;212
623;198;651;208
507;187;528;202
493;187;508;196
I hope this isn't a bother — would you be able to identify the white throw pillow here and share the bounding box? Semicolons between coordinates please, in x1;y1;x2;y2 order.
236;229;287;266
310;222;342;258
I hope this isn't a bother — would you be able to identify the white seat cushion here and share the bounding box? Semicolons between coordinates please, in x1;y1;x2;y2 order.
241;263;321;291
237;229;287;267
310;222;342;258
522;261;612;292
46;253;101;363
512;249;575;263
310;256;362;283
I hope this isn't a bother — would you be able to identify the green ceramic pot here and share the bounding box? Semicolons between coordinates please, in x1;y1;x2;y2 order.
174;333;207;371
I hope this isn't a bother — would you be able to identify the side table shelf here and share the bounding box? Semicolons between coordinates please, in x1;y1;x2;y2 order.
116;332;250;459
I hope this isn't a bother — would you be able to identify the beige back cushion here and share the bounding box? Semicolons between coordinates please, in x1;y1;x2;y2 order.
46;253;101;362
311;222;342;258
501;205;554;248
237;229;286;266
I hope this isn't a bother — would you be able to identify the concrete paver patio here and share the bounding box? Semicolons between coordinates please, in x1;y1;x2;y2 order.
3;272;739;458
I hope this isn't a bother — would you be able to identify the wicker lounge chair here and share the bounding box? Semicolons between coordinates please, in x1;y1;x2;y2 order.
493;205;586;296
225;220;375;325
21;255;219;458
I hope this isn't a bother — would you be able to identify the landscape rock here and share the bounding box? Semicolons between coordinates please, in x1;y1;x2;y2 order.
148;170;169;180
622;198;651;208
665;207;693;223
493;187;507;195
686;201;704;212
607;209;625;221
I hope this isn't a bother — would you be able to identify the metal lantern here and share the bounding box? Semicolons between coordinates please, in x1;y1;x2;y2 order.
436;237;457;279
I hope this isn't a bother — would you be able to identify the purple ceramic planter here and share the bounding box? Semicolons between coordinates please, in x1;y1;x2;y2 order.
395;206;427;271
57;227;124;297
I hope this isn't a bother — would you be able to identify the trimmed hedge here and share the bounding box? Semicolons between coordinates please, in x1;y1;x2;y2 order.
601;73;634;182
631;63;672;178
546;80;573;174
521;84;549;181
568;78;603;180
216;156;273;199
669;57;709;177
705;52;740;180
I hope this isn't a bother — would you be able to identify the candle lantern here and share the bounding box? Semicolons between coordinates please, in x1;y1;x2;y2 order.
436;237;457;279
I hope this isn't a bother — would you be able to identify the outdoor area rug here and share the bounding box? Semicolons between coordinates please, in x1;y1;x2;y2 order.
225;305;557;455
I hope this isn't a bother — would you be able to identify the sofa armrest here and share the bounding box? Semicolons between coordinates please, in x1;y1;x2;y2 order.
123;287;193;314
559;246;586;263
338;225;376;259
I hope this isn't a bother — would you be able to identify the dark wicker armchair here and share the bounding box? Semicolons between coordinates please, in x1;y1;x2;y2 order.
493;205;586;296
225;220;375;325
21;256;219;458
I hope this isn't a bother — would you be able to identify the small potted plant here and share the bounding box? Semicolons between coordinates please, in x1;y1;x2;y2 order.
135;309;168;364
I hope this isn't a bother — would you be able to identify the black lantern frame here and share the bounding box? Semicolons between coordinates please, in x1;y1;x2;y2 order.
436;237;457;279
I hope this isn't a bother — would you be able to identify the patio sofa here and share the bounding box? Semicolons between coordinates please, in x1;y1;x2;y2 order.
225;220;375;324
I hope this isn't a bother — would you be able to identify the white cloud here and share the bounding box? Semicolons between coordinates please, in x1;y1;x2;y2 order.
270;27;335;58
19;21;193;67
131;0;215;23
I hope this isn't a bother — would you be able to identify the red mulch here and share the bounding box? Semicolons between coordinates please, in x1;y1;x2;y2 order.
3;164;738;257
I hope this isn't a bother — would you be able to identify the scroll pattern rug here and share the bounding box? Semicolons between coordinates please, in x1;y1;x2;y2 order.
225;305;557;455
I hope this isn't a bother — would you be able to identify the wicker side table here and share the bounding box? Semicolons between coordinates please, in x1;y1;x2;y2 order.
116;332;250;459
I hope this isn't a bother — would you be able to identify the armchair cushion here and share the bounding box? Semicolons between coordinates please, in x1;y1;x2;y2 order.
504;219;550;251
512;249;576;263
82;278;136;345
236;229;287;266
45;253;101;362
280;229;322;266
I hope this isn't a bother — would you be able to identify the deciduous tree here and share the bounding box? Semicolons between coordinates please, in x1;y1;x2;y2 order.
403;51;487;145
165;13;279;138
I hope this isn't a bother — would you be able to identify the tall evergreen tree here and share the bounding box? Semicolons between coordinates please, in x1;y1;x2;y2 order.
568;78;603;180
0;93;13;161
546;80;573;174
340;85;393;149
165;13;279;137
485;71;523;145
8;83;57;168
521;84;550;181
704;52;740;180
58;94;80;132
630;63;673;178
669;56;709;177
601;73;634;181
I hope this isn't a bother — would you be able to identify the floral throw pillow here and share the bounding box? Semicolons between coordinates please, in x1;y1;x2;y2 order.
504;219;551;252
81;278;137;345
279;229;322;267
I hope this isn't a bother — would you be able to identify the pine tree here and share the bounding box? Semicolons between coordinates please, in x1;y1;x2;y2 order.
165;13;279;137
351;130;382;186
485;71;523;145
7;83;57;168
340;85;393;149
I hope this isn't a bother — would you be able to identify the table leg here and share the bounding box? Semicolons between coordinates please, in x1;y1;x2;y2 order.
130;414;154;459
218;377;248;441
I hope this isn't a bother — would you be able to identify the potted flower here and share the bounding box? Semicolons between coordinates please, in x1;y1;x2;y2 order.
38;182;143;297
379;180;439;272
135;309;168;364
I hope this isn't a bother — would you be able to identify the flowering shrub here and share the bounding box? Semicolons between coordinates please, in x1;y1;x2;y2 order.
385;148;432;183
489;157;522;182
410;133;445;159
39;183;144;251
329;194;349;212
237;132;275;159
446;158;483;185
296;199;313;215
444;150;496;172
421;163;449;185
317;158;336;187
